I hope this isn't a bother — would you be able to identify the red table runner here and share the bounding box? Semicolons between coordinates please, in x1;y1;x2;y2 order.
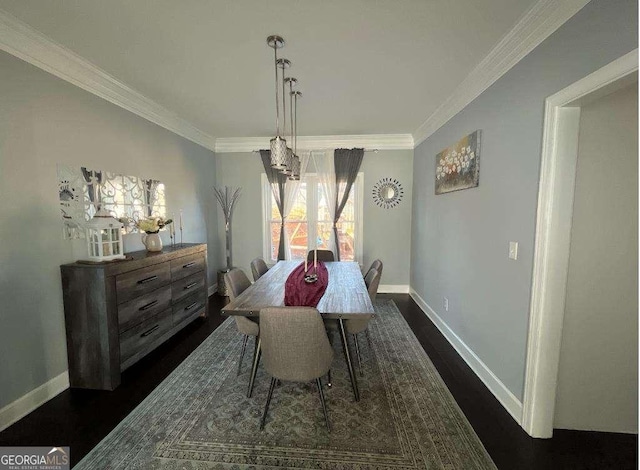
284;261;329;307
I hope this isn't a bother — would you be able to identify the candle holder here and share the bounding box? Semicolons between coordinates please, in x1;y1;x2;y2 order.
304;273;318;284
304;263;318;283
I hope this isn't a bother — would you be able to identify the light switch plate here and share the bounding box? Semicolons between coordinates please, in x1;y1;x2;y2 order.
509;241;518;260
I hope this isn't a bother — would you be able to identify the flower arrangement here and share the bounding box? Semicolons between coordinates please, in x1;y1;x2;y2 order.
136;217;173;234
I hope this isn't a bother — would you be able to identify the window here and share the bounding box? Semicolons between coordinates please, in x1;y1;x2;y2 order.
262;173;363;263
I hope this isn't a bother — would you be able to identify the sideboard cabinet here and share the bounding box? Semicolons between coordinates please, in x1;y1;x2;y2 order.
61;243;208;390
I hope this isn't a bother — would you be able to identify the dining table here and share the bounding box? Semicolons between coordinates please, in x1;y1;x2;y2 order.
221;260;375;402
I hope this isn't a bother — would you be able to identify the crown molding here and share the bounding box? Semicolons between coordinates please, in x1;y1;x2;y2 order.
0;9;217;151
214;134;414;153
412;0;591;147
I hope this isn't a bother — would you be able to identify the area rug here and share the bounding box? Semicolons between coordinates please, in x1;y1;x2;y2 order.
76;300;496;469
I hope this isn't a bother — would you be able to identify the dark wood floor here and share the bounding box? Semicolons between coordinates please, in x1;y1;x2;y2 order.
0;294;636;469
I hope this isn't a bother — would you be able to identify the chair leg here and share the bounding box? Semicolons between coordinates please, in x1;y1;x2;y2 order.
354;334;363;377
247;336;261;398
260;377;277;430
327;369;332;388
237;335;249;376
316;378;331;432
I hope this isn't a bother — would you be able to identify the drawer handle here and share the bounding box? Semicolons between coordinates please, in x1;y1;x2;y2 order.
185;302;200;311
139;300;159;311
183;262;196;269
184;282;198;290
140;324;160;338
137;275;158;285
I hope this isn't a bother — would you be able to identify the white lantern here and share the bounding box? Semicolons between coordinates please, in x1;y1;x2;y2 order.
85;208;125;262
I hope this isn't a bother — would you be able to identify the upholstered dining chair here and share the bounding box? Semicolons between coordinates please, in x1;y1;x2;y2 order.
224;269;260;376
306;249;335;262
326;268;381;377
259;307;334;432
364;259;383;280
250;257;269;282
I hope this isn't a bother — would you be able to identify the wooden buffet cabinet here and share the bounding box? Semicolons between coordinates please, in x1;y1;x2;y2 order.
61;243;208;390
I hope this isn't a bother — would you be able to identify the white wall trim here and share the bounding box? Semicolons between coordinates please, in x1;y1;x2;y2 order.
0;371;69;432
412;0;590;147
215;134;414;153
208;284;218;297
409;288;523;424
521;49;638;439
378;284;409;294
0;9;217;151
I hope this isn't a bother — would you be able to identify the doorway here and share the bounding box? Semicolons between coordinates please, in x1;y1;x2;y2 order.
521;49;638;438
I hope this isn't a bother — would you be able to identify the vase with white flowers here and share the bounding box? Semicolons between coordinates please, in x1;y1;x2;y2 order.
137;217;173;252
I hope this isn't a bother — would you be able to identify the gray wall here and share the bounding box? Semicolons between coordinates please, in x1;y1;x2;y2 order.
0;50;219;409
214;149;413;286
554;84;638;433
410;0;638;400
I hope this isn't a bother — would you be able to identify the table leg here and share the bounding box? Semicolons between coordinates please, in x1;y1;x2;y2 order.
338;319;359;401
247;336;261;398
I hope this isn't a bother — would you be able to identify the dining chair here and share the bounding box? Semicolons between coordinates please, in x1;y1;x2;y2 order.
326;268;381;377
364;259;383;280
259;307;334;431
250;257;269;282
224;269;260;376
306;249;335;262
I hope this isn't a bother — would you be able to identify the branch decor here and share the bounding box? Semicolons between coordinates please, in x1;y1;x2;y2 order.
214;186;242;270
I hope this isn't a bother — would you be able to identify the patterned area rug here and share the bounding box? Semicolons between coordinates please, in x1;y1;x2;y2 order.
76;300;496;469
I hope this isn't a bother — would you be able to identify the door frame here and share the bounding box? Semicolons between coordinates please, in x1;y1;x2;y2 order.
521;49;638;438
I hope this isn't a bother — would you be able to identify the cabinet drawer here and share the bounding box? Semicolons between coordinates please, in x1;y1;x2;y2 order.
116;262;171;304
119;308;172;363
172;271;205;303
173;290;207;326
118;285;172;333
171;253;205;281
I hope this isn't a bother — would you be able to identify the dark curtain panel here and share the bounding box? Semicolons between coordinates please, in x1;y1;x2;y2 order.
260;150;288;260
333;148;364;261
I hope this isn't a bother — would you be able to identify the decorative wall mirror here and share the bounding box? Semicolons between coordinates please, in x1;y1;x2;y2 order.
57;165;167;239
372;177;404;209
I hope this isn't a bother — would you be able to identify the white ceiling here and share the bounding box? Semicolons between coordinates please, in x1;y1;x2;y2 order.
0;0;537;139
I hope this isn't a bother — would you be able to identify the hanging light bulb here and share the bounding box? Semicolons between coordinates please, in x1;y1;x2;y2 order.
267;35;288;169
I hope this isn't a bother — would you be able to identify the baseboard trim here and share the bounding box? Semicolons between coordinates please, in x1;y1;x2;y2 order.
409;288;523;425
208;284;218;297
378;284;410;294
0;371;69;432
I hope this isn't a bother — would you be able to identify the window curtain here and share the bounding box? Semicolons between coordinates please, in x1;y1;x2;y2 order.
313;150;337;255
260;150;288;260
283;152;310;259
333;148;364;261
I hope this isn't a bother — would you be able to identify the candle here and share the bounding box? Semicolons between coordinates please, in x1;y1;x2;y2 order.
314;248;317;268
304;257;308;272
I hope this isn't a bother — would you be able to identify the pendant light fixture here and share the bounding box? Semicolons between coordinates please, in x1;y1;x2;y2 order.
290;90;302;180
282;77;297;176
267;35;288;169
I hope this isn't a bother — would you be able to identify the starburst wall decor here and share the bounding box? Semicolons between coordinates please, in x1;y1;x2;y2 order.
372;177;404;209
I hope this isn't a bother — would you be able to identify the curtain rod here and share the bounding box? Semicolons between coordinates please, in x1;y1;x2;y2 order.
251;149;379;153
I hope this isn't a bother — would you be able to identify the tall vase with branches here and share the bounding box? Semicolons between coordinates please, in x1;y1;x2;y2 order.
214;186;241;270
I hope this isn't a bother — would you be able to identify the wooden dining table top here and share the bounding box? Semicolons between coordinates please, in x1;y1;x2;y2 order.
221;260;375;320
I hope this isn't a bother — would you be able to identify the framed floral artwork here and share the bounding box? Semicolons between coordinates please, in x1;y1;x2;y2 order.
435;130;481;194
